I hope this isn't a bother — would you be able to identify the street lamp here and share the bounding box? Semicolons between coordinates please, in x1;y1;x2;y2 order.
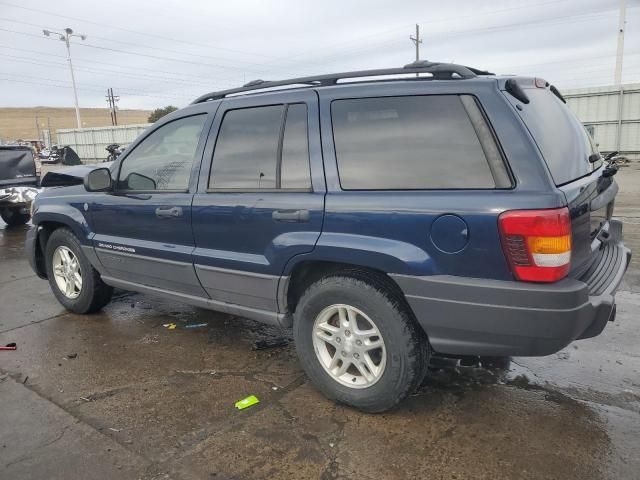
43;28;87;128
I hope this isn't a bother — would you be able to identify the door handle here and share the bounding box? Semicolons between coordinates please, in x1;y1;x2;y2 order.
155;206;183;218
272;209;310;223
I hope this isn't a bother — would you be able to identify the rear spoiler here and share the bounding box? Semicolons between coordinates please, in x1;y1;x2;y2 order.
502;77;566;104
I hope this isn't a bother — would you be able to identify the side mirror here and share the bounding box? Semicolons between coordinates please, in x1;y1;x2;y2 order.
124;172;156;191
604;151;619;162
84;168;113;192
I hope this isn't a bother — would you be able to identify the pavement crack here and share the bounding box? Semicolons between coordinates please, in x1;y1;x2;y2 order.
4;426;70;468
0;311;68;334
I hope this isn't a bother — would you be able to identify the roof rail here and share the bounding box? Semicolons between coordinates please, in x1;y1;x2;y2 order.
191;61;493;104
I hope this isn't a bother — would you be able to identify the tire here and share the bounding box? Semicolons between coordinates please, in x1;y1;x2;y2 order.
1;208;31;227
44;228;113;314
293;273;429;413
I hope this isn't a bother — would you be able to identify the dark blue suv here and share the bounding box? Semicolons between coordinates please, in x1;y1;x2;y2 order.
27;62;631;412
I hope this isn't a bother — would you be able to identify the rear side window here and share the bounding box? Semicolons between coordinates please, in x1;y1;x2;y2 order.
210;105;283;189
209;103;311;190
281;104;311;189
508;88;601;186
331;95;509;190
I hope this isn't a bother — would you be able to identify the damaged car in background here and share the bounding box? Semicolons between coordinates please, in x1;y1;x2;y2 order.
0;145;40;226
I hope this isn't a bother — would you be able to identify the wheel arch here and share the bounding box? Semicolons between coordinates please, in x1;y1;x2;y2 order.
282;260;415;326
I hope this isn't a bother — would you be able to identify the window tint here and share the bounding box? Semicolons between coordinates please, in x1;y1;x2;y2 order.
331;95;499;190
118;115;206;191
508;88;601;185
210;105;283;189
281;104;311;189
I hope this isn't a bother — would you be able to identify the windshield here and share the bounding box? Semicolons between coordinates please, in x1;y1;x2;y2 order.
506;88;602;185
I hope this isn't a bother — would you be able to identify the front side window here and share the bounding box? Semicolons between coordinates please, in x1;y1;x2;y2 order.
209;103;311;190
118;114;206;191
331;95;507;190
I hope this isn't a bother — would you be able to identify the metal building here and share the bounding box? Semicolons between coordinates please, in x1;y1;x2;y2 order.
564;83;640;162
56;124;150;163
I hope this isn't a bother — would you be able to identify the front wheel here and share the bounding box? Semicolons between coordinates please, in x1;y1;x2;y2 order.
1;208;30;227
293;274;429;412
44;228;113;313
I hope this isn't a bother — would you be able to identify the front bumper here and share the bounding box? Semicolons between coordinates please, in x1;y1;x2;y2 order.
391;220;631;357
0;185;40;209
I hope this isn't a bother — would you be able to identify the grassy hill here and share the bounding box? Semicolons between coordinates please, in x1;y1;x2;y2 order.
0;107;151;144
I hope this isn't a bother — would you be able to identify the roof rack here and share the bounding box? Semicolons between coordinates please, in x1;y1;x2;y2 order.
191;60;494;104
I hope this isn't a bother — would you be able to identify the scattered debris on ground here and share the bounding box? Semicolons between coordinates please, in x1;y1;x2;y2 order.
184;323;208;329
252;338;289;350
235;395;260;410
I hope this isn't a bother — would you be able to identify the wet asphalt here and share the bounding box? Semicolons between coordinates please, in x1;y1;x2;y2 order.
1;167;639;480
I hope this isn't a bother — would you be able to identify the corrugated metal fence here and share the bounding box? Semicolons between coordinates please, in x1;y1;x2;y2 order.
564;83;640;161
56;124;151;163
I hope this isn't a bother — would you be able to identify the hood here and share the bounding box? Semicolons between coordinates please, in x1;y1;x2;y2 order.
40;162;113;187
0;147;37;186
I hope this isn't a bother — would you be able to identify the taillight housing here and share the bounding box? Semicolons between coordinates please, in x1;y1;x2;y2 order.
498;208;572;283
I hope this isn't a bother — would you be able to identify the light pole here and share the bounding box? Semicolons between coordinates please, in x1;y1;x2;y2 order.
43;27;87;128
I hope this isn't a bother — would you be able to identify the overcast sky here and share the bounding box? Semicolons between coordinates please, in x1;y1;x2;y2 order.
1;0;638;110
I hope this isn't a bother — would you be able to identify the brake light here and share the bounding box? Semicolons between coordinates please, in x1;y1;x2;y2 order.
498;208;571;282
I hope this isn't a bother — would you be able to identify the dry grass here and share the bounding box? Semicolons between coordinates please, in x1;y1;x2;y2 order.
0;107;151;143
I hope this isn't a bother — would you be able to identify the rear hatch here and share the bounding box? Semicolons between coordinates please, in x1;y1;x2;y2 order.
0;147;38;187
503;80;617;279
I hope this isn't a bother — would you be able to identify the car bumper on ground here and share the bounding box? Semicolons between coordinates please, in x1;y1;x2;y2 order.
391;220;631;357
0;185;40;210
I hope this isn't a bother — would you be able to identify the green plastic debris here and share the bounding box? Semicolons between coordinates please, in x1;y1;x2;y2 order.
235;395;260;410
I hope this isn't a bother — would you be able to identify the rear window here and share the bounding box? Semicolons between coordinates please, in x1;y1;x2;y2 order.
507;88;601;185
331;95;510;190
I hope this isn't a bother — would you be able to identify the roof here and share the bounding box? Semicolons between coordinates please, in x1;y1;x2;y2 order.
191;61;495;104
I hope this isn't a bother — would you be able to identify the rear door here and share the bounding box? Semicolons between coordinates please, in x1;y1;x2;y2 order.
504;85;616;276
91;113;210;296
191;90;325;312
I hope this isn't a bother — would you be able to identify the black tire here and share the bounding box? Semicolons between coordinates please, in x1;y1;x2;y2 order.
1;208;31;227
44;228;113;314
293;273;429;413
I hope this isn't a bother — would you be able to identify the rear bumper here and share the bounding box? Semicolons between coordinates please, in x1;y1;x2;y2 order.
391;221;631;356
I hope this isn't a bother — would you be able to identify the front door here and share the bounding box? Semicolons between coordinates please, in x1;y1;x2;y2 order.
91;112;210;296
191;90;325;312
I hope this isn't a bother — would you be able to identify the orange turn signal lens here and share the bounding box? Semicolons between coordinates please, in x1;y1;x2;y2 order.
527;235;571;254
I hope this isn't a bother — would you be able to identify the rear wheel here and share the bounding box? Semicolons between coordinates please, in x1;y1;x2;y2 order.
293;274;429;412
1;208;30;227
45;228;113;313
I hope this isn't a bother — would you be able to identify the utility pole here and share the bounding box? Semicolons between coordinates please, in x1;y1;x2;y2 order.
43;27;87;128
106;88;120;126
615;0;626;85
106;89;114;126
410;24;422;77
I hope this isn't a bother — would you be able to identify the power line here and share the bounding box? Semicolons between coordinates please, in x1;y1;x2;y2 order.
0;44;234;87
0;16;267;69
0;75;195;101
0;53;235;90
0;0;280;61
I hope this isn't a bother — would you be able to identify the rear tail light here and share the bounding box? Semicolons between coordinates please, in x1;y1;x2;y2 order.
498;207;571;282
